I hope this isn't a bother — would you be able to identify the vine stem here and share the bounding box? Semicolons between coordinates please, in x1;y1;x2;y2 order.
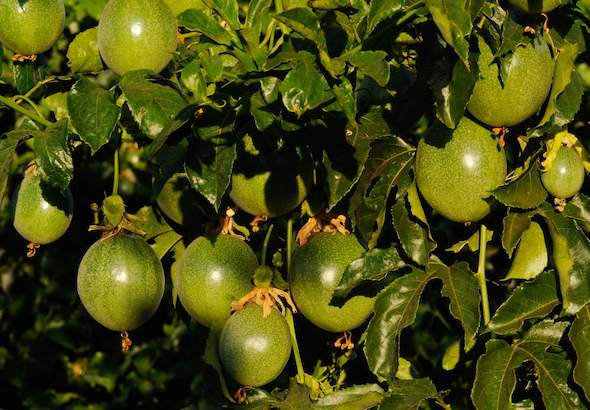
477;225;491;325
112;148;119;196
0;94;53;128
261;223;274;265
286;217;305;384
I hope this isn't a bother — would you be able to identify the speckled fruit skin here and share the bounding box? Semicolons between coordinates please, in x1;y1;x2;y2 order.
77;234;165;332
467;36;554;127
98;0;177;76
163;0;205;15
508;0;561;13
177;235;257;328
541;146;585;198
219;304;291;387
13;174;73;244
0;0;65;55
415;117;507;223
156;173;204;226
290;233;375;333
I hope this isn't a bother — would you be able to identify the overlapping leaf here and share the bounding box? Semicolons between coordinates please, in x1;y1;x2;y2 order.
493;164;547;210
569;305;590;401
501;212;531;257
379;378;438;410
33;120;73;190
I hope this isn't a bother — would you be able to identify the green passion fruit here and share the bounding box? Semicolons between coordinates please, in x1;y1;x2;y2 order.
289;232;375;333
0;0;65;55
177;235;257;328
98;0;177;76
467;36;554;127
229;134;313;217
507;0;561;13
415;117;507;223
77;234;165;331
163;0;205;15
541;146;585;198
156;173;206;226
13;173;73;245
218;304;291;387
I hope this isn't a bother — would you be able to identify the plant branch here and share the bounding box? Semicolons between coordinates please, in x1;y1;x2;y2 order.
0;94;53;128
477;225;491;325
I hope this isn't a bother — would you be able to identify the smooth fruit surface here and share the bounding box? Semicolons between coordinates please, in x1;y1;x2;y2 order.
467;36;554;127
218;304;291;387
163;0;205;15
229;135;312;217
98;0;177;75
13;174;73;244
289;233;374;333
541;146;585;198
177;235;257;328
156;173;205;226
77;234;165;331
0;0;65;55
508;0;561;13
415;117;507;223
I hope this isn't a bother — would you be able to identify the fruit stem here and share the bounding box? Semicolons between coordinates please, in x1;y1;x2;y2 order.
287;217;294;275
112;148;119;196
261;223;274;265
477;225;491;325
285;309;305;384
0;94;53;128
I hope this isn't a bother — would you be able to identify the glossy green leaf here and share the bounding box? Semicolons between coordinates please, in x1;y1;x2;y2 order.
425;0;472;65
170;240;186;307
504;222;547;281
332;76;356;124
366;0;405;34
569;305;590;402
344;50;390;87
68;78;120;154
379;378;438;410
209;0;240;29
12;60;45;95
178;9;233;46
324;108;390;211
279;59;331;116
151;230;183;260
180;59;208;101
0;128;34;201
119;72;187;139
562;193;590;224
129;206;173;241
33;120;73;191
431;50;478;128
489;270;559;335
442;340;461;371
364;267;432;382
447;228;493;253
42;92;69;122
313;384;384;409
275;7;326;49
245;0;272;32
391;195;435;266
502;212;531;258
430;259;480;351
492;164;547;210
66;28;103;73
350;137;415;248
334;246;407;298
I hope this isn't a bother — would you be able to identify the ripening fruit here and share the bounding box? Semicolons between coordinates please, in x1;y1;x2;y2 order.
541;146;585;199
415;117;507;223
0;0;65;55
289;232;375;333
507;0;561;14
77;234;165;331
163;0;205;15
98;0;177;75
218;304;292;387
467;36;554;127
13;173;73;244
156;173;206;226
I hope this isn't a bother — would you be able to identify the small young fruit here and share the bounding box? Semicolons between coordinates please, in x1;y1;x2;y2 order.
218;304;291;387
507;0;561;14
77;234;165;331
98;0;177;76
467;36;554;127
415;117;507;223
229;134;312;217
13;174;73;244
541;146;585;199
289;232;375;333
177;235;257;328
0;0;65;55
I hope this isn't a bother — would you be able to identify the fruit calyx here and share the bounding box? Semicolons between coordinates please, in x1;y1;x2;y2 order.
296;212;349;245
218;207;250;240
89;195;146;238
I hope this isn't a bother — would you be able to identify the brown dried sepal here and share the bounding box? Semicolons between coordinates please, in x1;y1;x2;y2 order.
26;242;40;258
231;287;297;318
492;127;509;149
234;387;248;404
12;53;37;62
296;213;349;245
554;197;566;213
121;331;132;353
219;207;247;240
334;330;354;351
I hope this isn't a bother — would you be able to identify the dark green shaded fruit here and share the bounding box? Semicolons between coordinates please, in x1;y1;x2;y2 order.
13;174;73;244
467;36;554;127
508;0;561;13
177;235;257;328
98;0;177;75
290;233;374;333
0;0;65;55
219;304;291;387
415;117;507;223
156;173;206;226
77;234;165;331
541;146;585;198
